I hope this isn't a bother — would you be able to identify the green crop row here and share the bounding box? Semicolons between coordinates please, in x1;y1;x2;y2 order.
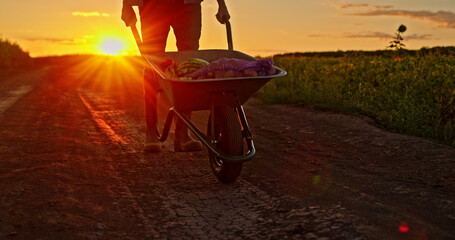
0;37;32;74
260;53;455;147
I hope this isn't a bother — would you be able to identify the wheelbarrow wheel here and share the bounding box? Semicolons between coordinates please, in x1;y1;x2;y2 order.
207;106;244;183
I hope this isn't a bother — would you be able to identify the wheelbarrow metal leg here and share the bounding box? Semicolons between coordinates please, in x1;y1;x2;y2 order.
171;106;255;163
235;104;255;155
156;109;175;142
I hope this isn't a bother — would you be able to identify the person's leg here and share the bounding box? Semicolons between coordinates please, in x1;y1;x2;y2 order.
140;2;171;152
172;2;202;51
140;1;171;54
142;68;161;152
171;1;203;152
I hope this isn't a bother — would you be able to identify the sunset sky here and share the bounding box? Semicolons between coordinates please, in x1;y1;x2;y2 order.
1;0;454;57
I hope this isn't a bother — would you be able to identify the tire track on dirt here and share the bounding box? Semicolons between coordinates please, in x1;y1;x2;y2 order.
0;85;33;115
78;90;177;153
79;91;128;145
78;90;159;237
0;68;48;116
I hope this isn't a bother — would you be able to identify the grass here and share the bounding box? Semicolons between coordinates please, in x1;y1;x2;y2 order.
260;51;455;147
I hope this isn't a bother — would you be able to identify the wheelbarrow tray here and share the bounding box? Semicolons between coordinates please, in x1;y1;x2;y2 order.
145;49;286;111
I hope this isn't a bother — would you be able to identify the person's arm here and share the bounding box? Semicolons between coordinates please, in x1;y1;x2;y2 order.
216;0;230;24
121;0;143;27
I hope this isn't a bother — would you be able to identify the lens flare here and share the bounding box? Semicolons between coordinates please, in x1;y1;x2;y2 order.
312;175;321;185
399;222;410;233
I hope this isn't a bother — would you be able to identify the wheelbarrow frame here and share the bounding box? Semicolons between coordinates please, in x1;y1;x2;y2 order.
129;21;286;180
153;91;257;163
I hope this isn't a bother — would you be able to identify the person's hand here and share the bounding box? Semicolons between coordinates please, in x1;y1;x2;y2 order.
216;2;230;24
121;3;137;27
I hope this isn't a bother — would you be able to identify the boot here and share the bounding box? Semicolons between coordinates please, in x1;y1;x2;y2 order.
144;127;162;153
174;112;202;152
143;74;161;153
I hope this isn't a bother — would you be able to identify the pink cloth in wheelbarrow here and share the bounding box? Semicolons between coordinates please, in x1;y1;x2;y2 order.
185;57;276;79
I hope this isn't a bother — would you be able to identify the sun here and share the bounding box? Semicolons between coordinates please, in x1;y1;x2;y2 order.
99;38;125;55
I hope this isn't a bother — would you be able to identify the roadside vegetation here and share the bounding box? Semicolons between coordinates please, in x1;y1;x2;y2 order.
260;47;455;147
0;37;33;75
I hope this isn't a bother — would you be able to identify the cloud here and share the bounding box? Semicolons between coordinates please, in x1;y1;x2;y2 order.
309;32;433;40
353;10;455;28
336;4;393;10
404;33;434;40
343;32;432;40
343;32;393;40
307;32;391;40
25;35;94;45
307;34;325;38
72;11;110;17
337;4;455;28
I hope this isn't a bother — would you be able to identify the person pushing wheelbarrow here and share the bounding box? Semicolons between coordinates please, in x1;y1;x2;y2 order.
121;0;231;153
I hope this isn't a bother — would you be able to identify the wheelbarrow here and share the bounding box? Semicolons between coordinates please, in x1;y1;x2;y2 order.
130;21;286;183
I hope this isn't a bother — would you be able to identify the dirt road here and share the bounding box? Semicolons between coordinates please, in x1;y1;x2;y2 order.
0;56;454;239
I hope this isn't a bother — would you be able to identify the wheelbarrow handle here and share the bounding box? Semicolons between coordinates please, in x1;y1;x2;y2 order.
130;24;160;73
225;20;233;51
130;24;144;54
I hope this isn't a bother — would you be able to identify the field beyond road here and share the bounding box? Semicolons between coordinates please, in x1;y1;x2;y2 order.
262;50;455;147
0;55;454;239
